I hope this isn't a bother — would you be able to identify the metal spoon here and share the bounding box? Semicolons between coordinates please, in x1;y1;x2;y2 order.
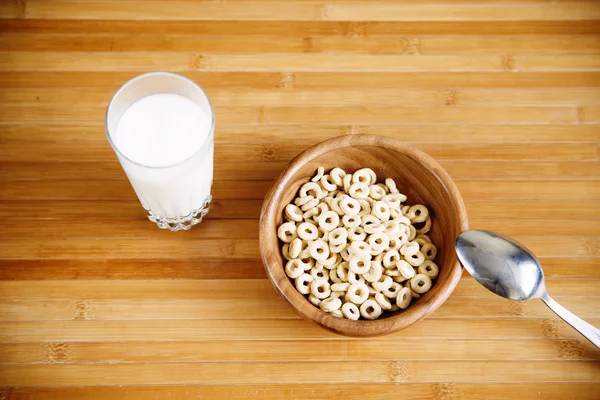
456;229;600;348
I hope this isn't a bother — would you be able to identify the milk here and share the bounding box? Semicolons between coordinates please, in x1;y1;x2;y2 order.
112;93;214;223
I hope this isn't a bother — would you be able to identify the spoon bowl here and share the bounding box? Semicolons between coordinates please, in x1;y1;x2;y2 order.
456;229;600;348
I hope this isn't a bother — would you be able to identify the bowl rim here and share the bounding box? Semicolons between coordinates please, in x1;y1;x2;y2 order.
259;134;468;337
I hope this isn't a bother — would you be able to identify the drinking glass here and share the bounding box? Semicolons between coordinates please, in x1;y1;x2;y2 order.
105;72;214;231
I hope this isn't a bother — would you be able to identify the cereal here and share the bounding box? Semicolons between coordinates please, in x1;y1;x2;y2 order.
310;278;331;299
277;222;297;243
346;283;369;305
295;273;313;295
330;168;346;187
318;211;340;232
285;204;303;222
320;297;342;312
360;299;382;320
341;302;360;320
277;167;439;320
311;166;325;183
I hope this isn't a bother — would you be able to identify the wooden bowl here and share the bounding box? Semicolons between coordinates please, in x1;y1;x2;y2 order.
259;135;468;337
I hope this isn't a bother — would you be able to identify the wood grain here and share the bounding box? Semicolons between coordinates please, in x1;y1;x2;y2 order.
1;0;599;395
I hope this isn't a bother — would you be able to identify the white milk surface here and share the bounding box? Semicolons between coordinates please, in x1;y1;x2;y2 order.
114;93;213;218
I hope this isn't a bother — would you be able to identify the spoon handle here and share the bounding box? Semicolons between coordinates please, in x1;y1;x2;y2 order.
541;294;600;348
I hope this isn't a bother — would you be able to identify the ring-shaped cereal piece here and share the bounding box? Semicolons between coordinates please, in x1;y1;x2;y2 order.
327;190;339;199
396;287;412;309
298;240;312;259
289;238;302;259
368;232;390;253
382;282;402;298
363;262;383;283
410;273;432;294
387;236;402;251
421;243;437;261
309;239;330;261
382;249;401;268
282;244;293;261
352;168;373;186
418;260;439;279
340;248;352;262
295;273;313;295
329;267;342;283
339;197;360;216
390;208;401;219
318;211;340;232
303;208;319;221
348;183;369;200
406;251;425;267
400;204;409;214
357;200;371;217
320;296;342;312
372;201;391;221
317;228;329;242
361;214;380;228
297;257;314;271
330;309;343;317
311;166;325;183
330;198;345;216
408;204;429;223
385;178;399;194
300;197;319;212
347;226;367;242
329;242;347;254
331;282;350;292
342;214;361;228
385;268;401;277
416;217;432;235
343;173;353;192
308;294;321;307
364;222;383;235
310;266;330;281
372;275;393;291
369;184;386;200
295;195;314;207
320;174;337;191
310;278;331;299
285;259;303;279
383;220;401;237
414;236;429;247
382;194;401;210
416;234;432;243
330;167;346;187
349;254;371;274
394;216;412;227
336;262;350;281
348;270;366;285
397;260;416;279
408;225;417;241
400;241;419;257
297;222;319;241
360;299;383;320
277;221;297;243
393;275;408;283
299;182;324;199
375;292;392;310
350;240;371;256
341;302;360;320
328;227;348;246
345;283;369;305
320;253;340;267
284;204;303;222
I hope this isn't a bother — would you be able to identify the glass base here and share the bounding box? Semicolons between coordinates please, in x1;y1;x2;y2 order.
146;196;212;231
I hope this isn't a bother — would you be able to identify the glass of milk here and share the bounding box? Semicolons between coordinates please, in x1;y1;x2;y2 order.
105;72;214;231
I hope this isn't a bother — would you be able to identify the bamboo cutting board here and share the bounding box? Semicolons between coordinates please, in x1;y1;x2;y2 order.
1;0;600;398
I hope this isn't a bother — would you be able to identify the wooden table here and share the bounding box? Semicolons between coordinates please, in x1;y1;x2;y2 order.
1;1;599;398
